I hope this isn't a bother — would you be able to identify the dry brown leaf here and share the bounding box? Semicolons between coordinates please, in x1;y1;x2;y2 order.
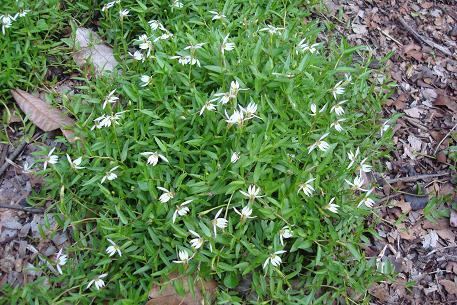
11;89;76;142
436;229;455;242
440;279;457;295
434;95;457;113
392;199;412;214
146;273;217;305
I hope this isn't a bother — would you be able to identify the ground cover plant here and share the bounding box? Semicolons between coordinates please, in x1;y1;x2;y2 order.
1;0;395;304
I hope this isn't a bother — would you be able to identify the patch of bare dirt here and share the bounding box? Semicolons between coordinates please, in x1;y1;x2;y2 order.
321;0;457;303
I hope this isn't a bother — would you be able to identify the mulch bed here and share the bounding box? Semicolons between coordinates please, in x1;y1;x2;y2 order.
322;0;457;303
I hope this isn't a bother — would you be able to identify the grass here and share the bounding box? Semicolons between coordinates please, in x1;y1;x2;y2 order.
1;0;395;304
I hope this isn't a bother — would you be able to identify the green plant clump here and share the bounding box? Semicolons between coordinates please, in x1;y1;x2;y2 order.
1;0;395;304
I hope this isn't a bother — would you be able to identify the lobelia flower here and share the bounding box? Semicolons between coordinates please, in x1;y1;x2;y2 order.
22;161;33;174
263;250;286;269
173;200;192;223
309;103;327;116
224;108;245;127
331;118;346;132
171;0;184;8
308;133;330;154
188;230;204;249
240;102;259;119
102;89;119;109
347;147;360;169
148;20;164;31
129;50;144;61
221;34;235;55
0;14;17;36
91;112;123;130
101;1;117;12
55;249;67;275
140;75;152;87
296;39;319;54
332;81;345;99
380;121;390;136
212;208;228;237
230;152;240;163
359;158;372;173
101;166;119;183
184;43;205;51
106;239;122;257
140;152;168;166
158;187;174;203
345;175;369;192
170;55;200;66
298;178;316;197
119;9;129;19
240;185;264;202
173;249;193;264
43;147;59;170
154;32;173;42
199;100;216;116
66;154;84;170
259;25;284;35
87;273;108;290
330;100;346;116
17;10;30;18
279;227;293;246
234;206;256;221
138;34;153;57
325;197;339;214
209;10;226;21
358;189;375;208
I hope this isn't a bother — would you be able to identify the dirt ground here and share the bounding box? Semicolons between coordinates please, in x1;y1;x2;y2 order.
322;0;457;303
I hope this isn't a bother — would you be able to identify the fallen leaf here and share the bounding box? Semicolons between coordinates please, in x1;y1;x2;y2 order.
434;95;457;113
368;283;390;302
352;24;368;35
436;229;455;242
440;279;457;295
404;194;429;210
73;28;119;77
404;107;423;119
11;89;76;142
147;273;217;305
423;217;450;230
422;230;439;249
407;134;422;152
393;199;412;214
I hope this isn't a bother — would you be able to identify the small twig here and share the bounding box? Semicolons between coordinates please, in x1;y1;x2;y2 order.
426;245;457;257
384;172;450;184
433;123;457;155
0;140;28;177
0;204;44;214
397;16;453;57
378;28;402;46
377;193;402;204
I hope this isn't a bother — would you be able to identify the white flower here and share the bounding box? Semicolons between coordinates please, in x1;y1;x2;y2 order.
332;81;345;99
224;109;245;127
140;75;152;87
345;73;352;82
55;249;67;275
298;178;315;197
22;161;33;173
263;250;286;269
230;152;240;163
309;103;327;116
189;230;204;249
212;208;228;237
102;89;119;109
330;100;346;116
259;25;283;35
171;55;200;66
331;118;346;132
140;152;168;166
241;102;258;119
240;185;264;202
0;14;17;35
158;187;174;203
171;0;183;8
221;34;235;54
325;197;339;214
106;239;122;257
308;133;330;154
101;1;116;12
148;20;164;31
92;112;123;129
17;10;30;18
129;50;144;61
209;10;226;21
345;175;368;192
184;43;205;51
138;34;153;57
213;92;230;104
381;121;390;136
173;200;192;223
66;154;84;170
347;147;360;169
87;273;108;290
119;9;129;19
297;39;319;54
234;206;255;221
154;32;173;42
358;190;375;208
43;147;58;170
173;249;193;264
360;158;372;173
199;100;216;116
279;227;293;246
101;166;119;183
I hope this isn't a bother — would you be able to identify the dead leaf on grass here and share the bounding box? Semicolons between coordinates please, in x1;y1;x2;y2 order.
440;279;457;295
146;273;217;305
73;28;119;77
11;89;76;142
422;230;439;249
